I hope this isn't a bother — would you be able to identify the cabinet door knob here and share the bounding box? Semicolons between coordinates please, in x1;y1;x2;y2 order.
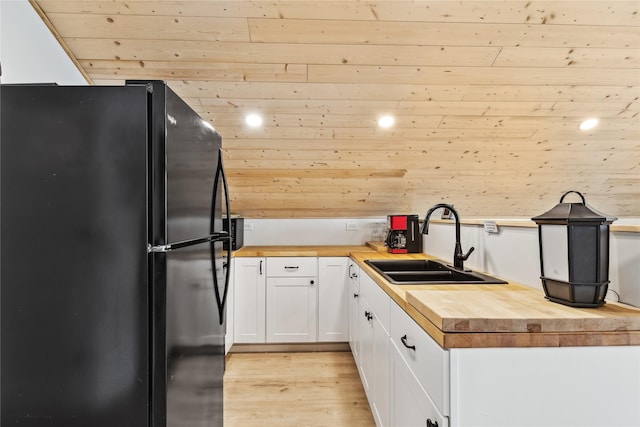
310;280;315;285
353;293;359;298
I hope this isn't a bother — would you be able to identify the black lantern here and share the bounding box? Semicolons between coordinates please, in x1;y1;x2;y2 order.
531;191;616;307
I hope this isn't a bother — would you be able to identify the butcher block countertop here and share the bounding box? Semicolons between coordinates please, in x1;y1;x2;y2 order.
235;244;640;349
233;245;376;257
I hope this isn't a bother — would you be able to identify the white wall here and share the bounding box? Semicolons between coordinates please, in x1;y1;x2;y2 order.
243;218;388;246
0;0;86;84
243;217;640;308
422;221;640;308
421;221;541;288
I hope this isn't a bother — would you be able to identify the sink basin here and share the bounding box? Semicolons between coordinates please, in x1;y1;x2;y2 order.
364;259;507;285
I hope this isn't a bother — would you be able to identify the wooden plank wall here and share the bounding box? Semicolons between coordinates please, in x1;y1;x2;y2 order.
33;1;640;218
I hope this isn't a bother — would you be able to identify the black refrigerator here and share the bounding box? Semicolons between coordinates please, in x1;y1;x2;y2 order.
0;81;231;426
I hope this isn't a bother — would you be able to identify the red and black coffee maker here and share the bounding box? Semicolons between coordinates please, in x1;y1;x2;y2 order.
385;214;422;254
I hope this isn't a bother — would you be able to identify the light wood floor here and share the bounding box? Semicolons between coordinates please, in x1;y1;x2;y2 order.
224;351;376;427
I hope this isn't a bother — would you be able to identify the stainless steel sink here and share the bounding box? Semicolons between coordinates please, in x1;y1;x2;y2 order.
364;259;507;285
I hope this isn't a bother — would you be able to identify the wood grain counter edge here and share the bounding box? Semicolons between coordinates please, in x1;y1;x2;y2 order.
232;244;377;257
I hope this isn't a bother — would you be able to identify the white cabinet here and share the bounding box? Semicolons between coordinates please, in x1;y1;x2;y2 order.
371;271;640;427
233;256;352;345
351;266;449;427
372;313;390;427
357;272;390;427
358;296;374;394
390;300;449;416
318;257;349;342
449;346;640;426
348;261;361;361
389;299;449;427
390;342;448;427
233;257;266;343
266;257;318;342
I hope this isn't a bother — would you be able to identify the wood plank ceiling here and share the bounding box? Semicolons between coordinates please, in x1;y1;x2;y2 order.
32;0;640;218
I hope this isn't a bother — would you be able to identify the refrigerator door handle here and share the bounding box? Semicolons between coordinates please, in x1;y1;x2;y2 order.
210;148;232;325
147;231;229;253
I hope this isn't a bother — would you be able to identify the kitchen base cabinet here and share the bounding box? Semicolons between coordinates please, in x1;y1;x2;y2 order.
372;314;389;427
348;261;361;362
449;346;640;426
266;257;318;343
234;256;353;345
356;272;391;427
358;298;390;427
359;297;374;395
318;257;349;342
233;257;266;343
353;263;640;427
266;276;318;342
390;342;448;427
390;299;449;416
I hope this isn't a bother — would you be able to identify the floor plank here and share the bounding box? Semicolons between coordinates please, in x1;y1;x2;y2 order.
224;351;375;427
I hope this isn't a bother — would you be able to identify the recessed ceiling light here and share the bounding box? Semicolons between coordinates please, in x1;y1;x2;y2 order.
579;118;599;131
245;113;263;128
378;115;395;128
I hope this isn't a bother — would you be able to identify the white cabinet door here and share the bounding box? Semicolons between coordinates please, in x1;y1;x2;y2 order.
348;261;361;355
356;268;393;427
318;257;349;342
233;257;266;343
372;314;390;427
265;257;318;343
349;278;361;362
450;346;640;427
390;342;448;427
266;276;318;342
390;300;449;416
359;296;374;397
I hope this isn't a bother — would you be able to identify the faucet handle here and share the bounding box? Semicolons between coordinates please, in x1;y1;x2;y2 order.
458;246;475;261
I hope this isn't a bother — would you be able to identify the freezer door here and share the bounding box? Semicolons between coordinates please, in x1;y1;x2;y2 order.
147;81;223;245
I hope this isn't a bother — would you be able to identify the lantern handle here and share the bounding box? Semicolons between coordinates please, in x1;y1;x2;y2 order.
559;190;586;204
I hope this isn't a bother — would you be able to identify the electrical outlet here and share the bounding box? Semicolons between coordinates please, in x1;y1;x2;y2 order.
483;221;499;234
244;222;254;231
346;222;358;231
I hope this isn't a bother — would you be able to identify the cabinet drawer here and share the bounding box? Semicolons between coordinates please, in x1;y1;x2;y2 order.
266;257;318;277
390;300;449;416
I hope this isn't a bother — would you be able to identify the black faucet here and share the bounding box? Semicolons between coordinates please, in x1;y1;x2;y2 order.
421;203;475;271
